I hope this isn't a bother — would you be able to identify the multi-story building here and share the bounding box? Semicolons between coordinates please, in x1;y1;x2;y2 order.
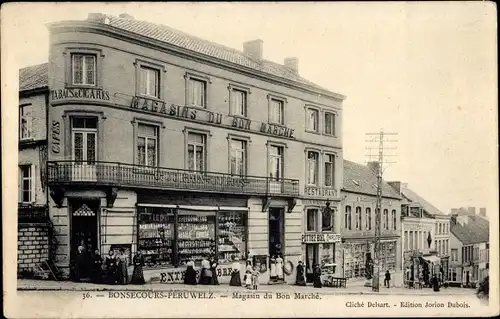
388;182;451;283
450;213;489;287
18;63;51;274
340;161;402;282
39;13;345;283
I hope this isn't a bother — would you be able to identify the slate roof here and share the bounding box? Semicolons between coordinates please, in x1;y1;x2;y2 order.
451;216;489;245
19;63;48;92
94;15;342;97
399;185;446;217
342;160;401;199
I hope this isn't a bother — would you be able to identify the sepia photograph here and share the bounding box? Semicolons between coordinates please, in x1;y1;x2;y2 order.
2;2;498;318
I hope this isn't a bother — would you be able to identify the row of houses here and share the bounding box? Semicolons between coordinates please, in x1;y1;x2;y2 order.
17;13;488;286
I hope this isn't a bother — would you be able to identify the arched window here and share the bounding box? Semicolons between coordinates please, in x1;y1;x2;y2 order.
365;207;372;230
391;209;397;230
345;206;352;230
383;209;389;230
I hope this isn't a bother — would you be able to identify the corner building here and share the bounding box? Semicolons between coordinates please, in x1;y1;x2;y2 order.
46;13;345;283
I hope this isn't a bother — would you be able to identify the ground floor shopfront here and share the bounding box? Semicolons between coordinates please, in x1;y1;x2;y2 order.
341;238;400;279
403;251;450;286
48;187;318;284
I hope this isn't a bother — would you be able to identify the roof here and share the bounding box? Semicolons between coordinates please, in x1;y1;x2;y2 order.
19;63;48;92
451;216;489;245
399;185;446;217
342;160;401;199
80;15;343;98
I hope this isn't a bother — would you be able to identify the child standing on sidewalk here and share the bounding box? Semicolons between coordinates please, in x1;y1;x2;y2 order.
251;264;259;290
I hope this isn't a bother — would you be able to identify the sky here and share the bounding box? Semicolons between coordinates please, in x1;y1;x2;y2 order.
2;2;497;217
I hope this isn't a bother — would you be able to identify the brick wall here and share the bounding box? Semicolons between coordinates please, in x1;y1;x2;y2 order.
18;224;50;273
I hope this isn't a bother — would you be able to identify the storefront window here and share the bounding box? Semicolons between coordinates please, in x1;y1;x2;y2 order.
217;211;247;264
138;207;175;268
177;210;216;266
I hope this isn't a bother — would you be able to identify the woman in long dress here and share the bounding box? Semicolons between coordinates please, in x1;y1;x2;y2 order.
269;255;277;282
90;250;103;284
209;256;219;285
313;264;323;288
73;246;85;282
432;274;440;292
244;260;253;288
130;251;145;285
295;261;306;286
276;254;284;280
198;258;212;285
105;250;118;284
184;260;197;285
229;257;242;287
118;249;129;285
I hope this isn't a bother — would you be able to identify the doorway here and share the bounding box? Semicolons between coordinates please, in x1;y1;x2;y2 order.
70;199;99;264
305;244;319;282
268;207;285;258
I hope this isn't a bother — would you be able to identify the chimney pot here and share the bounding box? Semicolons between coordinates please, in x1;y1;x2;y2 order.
243;39;263;60
284;57;299;74
467;207;476;215
479;207;486;216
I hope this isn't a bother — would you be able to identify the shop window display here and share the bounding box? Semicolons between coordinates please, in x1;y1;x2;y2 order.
138;207;175;268
177;210;216;266
217;211;247;264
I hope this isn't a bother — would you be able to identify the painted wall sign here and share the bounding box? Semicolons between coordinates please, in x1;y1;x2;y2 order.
304;186;337;198
131;96;295;139
51;88;110;101
301;232;341;244
159;263;239;284
51;120;61;154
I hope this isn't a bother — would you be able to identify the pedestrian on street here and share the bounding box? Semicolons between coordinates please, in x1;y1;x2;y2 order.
198;258;212;285
432;274;440;292
276;254;284;281
384;270;391;288
295;261;306;286
244;260;253;288
229;256;242;287
105;250;119;285
209;255;219;285
313;264;322;288
251;264;259;290
131;251;146;285
118;248;129;285
90;249;103;284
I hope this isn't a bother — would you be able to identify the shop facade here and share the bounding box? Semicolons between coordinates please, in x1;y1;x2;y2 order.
44;14;345;283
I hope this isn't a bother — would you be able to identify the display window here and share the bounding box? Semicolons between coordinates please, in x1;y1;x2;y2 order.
137;206;247;268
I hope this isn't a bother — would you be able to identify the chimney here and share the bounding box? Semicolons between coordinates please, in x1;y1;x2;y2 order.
284;57;299;74
467;207;476;215
479;207;486;217
87;13;106;22
243;39;263;60
367;161;380;174
450;214;457;225
119;13;134;20
387;181;401;193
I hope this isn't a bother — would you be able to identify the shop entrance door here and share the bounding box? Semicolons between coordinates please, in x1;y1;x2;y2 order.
305;244;319;282
268;207;285;258
70;200;99;264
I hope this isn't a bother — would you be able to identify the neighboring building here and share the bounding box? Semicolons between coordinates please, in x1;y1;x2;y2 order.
18;63;51;274
340;161;402;281
450;213;489;287
39;13;345;283
388;182;450;284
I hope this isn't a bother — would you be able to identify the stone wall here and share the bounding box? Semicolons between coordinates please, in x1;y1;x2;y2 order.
18;224;50;273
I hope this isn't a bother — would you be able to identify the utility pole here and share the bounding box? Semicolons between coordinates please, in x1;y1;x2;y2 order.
365;129;398;292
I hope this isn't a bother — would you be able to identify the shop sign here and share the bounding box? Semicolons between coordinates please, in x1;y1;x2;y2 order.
50;88;111;101
301;232;341;244
158;171;248;188
51;120;61;154
304;186;337;198
130;96;296;139
159;263;236;284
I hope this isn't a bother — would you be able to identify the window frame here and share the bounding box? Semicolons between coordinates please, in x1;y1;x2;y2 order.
228;84;250;117
63;111;105;160
267;141;287;181
355;206;362;230
323;152;336;188
344;205;352;230
185;72;211;109
391;209;397;230
134;59;167;100
71;53;97;86
19;103;33;141
267;94;287;125
323;110;337;136
305;105;320;134
70;117;98;164
64;47;105;88
365;207;372;230
136;122;160;167
306;207;320;232
183;127;211;172
383;209;389;230
19;164;35;203
227;135;249;176
306;150;320;186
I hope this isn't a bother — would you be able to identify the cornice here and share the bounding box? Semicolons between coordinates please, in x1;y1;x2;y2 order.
48;21;346;102
340;189;402;201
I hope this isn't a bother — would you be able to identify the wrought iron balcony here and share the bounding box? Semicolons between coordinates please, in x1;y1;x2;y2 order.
47;161;300;197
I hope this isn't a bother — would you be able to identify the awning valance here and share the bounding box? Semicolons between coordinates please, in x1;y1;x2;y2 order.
422;255;441;264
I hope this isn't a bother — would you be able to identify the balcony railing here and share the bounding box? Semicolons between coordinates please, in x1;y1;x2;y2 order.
47;161;300;197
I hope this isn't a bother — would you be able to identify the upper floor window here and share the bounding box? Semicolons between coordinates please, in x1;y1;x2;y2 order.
72;117;97;164
324;112;336;136
355;206;362;230
392;209;397;230
324;154;335;187
19;104;33;140
344;205;352;230
451;248;458;262
188;78;207;108
230;139;246;175
307;151;319;186
322;207;333;231
307;208;319;231
365;207;372;230
306;108;319;132
269;98;284;125
137;123;158;167
187;132;206;171
230;88;247;117
19;165;34;203
72;54;96;86
383;209;389;230
269;145;284;180
438;223;442;234
139;66;160;98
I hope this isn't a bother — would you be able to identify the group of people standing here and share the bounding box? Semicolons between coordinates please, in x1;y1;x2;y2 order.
73;241;145;285
183;256;219;286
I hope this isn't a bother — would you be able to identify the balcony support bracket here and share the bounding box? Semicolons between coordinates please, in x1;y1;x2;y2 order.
287;198;297;213
49;186;66;208
105;187;119;208
262;196;271;212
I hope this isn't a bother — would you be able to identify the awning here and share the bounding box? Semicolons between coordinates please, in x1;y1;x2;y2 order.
422;255;441;264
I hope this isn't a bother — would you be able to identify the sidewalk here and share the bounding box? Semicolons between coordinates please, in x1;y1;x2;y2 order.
17;279;476;296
